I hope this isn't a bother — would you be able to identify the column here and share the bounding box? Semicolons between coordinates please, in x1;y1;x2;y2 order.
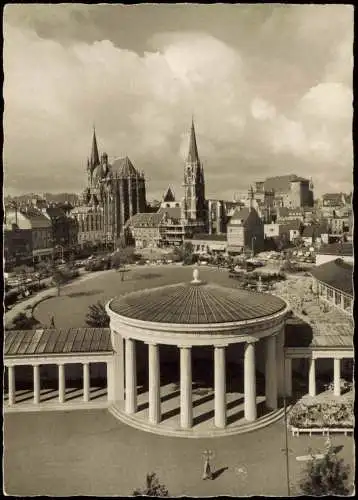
276;328;285;397
180;346;193;429
33;365;40;404
284;357;293;397
265;336;278;409
334;358;341;396
244;341;257;421
58;364;65;403
308;358;316;397
125;338;137;414
108;333;125;402
148;343;161;424
8;366;16;406
83;363;90;402
340;294;345;311
214;346;227;428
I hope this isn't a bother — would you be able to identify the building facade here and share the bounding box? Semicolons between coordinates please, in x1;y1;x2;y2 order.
5;209;53;264
227;204;264;255
72;128;147;246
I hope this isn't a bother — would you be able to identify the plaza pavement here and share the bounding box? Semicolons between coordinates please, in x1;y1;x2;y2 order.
4;409;354;497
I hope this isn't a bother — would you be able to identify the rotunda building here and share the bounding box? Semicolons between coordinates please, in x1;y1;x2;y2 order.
106;270;290;437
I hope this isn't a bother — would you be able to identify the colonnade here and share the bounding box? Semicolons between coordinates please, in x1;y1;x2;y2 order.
308;357;344;397
122;331;284;429
5;362;108;406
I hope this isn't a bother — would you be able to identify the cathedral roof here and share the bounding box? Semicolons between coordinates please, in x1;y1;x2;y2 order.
111;156;138;178
187;119;200;164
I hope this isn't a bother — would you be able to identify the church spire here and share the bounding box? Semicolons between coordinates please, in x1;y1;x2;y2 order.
90;125;100;171
187;118;200;164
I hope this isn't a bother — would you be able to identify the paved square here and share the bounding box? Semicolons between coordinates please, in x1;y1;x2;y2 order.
4;410;354;496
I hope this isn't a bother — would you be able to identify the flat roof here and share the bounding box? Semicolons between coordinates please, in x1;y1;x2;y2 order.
4;328;113;357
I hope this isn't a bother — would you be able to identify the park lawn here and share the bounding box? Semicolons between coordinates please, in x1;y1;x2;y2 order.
34;266;238;329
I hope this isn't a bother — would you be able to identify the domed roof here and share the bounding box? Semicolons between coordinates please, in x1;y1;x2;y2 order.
109;273;287;325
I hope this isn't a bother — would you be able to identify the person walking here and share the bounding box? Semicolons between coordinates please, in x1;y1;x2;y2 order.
50;316;55;328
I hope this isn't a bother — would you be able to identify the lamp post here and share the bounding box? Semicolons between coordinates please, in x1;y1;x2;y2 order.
282;356;292;497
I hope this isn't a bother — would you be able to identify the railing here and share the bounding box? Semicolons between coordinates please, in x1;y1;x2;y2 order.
290;426;353;437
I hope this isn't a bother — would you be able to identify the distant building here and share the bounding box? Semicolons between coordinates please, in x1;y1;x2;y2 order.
320;192;352;218
5;208;53;264
276;206;304;223
311;259;353;314
315;242;353;266
185;233;227;255
264;219;302;244
126;212;163;249
262;174;314;208
301;223;329;247
43;207;78;248
227;202;264;255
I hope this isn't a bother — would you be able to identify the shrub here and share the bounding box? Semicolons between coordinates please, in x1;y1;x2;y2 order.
299;445;351;495
85;302;110;328
289;401;354;429
133;473;169;497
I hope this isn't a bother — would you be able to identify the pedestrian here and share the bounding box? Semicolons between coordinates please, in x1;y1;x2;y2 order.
202;457;212;480
50;316;55;328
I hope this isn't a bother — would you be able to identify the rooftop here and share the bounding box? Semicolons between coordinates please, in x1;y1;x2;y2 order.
311;259;353;296
318;242;353;256
188;233;227;242
264;174;309;193
109;272;287;325
127;212;163;227
111;156;138;178
4;328;112;357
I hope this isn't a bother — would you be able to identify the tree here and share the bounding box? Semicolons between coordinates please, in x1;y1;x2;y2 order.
52;268;70;296
85;301;110;328
174;242;195;265
299;444;351;496
133;473;169;497
9;312;41;330
111;246;135;269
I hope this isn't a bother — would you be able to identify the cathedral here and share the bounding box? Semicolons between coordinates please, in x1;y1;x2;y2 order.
73;128;146;246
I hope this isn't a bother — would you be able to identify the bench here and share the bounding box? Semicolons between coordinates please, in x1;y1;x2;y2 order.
291;426;353;437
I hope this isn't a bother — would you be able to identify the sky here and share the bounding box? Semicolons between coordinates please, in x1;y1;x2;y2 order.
3;4;354;200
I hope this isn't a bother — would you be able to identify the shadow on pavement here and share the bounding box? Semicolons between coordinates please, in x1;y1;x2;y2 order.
211;466;228;480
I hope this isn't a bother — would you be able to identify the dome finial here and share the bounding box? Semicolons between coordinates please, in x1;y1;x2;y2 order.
191;267;201;285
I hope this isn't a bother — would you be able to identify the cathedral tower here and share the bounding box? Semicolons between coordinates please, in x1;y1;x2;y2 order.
182;119;206;225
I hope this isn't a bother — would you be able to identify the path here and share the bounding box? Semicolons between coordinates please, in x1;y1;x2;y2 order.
5;269;113;326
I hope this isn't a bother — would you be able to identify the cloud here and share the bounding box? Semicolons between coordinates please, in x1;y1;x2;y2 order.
3;5;353;199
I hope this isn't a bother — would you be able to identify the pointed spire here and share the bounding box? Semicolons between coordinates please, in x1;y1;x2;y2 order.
187;118;200;164
90;125;100;171
163;186;175;202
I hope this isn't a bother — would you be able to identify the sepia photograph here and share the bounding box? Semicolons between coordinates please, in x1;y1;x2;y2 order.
3;3;354;497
